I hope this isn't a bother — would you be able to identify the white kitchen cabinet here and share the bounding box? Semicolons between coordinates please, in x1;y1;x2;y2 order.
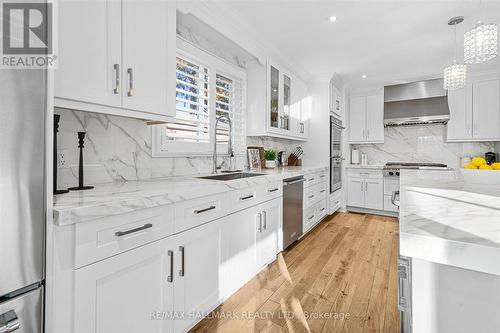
257;198;281;267
366;93;385;142
55;0;122;108
74;238;174;333
347;169;384;210
349;96;366;142
349;92;384;143
330;81;342;119
473;80;500;140
173;218;222;333
447;79;500;142
55;0;176;120
364;178;384;210
447;84;473;141
246;58;309;140
347;177;365;207
220;204;260;299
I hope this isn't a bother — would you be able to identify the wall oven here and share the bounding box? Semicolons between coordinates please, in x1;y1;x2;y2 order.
330;115;343;193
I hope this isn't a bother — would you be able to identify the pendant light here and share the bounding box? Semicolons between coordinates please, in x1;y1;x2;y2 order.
464;0;498;64
444;16;467;91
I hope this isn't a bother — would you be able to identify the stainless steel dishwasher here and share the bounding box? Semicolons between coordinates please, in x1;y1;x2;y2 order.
283;176;305;249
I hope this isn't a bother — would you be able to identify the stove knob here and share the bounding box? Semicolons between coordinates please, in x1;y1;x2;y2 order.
389;171;394;176
396;172;400;176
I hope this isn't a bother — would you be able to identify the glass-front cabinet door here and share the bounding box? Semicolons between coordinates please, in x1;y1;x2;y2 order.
269;65;280;130
282;74;291;131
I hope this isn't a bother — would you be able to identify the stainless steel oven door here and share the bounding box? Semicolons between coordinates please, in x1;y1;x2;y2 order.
330;157;342;193
330;116;342;158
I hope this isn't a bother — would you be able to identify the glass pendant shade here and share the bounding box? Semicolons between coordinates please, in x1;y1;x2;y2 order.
443;63;467;90
464;22;498;64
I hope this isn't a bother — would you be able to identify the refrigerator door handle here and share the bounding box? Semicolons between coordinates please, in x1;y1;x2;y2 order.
0;310;20;332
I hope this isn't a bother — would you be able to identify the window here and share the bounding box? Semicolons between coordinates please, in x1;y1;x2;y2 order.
153;42;245;156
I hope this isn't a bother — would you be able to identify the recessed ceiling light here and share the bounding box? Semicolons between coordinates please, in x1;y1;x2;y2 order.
329;16;337;22
361;74;367;79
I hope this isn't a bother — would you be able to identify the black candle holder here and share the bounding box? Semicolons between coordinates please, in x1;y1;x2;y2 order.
53;115;69;194
68;131;94;191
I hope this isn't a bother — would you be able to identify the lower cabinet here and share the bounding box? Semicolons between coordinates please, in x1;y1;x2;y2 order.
73;197;281;333
173;219;222;333
74;238;175;333
220;197;281;299
347;170;384;210
256;198;281;267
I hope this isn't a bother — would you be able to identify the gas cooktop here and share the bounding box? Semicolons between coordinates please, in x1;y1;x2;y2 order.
383;162;448;177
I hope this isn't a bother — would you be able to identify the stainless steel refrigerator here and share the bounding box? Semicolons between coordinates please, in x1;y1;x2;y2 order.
0;67;46;332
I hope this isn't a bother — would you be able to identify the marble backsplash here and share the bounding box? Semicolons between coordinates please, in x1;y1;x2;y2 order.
55;109;250;187
352;125;495;168
55;109;304;187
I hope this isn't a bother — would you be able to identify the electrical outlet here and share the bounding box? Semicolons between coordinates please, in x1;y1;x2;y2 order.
57;150;68;168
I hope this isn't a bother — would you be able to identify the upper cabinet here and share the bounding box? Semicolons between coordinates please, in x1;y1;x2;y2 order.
247;59;309;140
348;91;384;143
329;81;342;119
447;79;500;142
55;0;176;121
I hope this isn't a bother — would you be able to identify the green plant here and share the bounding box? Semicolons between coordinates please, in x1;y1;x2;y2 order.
264;149;277;161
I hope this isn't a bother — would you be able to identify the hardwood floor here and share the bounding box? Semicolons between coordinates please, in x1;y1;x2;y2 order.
190;212;400;333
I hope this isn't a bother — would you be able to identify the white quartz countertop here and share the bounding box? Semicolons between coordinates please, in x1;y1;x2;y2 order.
53;165;327;226
346;164;384;169
399;168;500;276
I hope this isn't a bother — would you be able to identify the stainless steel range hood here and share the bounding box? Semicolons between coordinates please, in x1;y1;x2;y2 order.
384;79;450;126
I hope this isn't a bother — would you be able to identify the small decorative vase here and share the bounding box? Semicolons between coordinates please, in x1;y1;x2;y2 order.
265;160;276;169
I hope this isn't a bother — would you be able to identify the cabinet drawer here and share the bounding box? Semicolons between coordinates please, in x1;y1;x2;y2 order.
316;182;327;201
304;186;317;208
303;206;316;232
75;205;174;268
257;181;283;201
348;169;383;179
174;193;228;233
315;200;327;222
304;170;327;188
229;186;260;212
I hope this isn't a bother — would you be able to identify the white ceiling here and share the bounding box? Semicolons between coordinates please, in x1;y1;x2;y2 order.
220;0;500;88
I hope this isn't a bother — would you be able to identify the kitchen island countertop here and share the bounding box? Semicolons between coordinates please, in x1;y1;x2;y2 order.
400;168;500;276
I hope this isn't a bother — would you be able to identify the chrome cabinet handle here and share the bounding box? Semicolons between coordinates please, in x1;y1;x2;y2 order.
360;181;363;192
240;194;254;201
194;205;216;214
127;68;133;97
257;213;262;232
308;177;315;181
320;190;326;193
113;64;120;94
320;208;325;212
308;195;314;199
167;250;173;282
0;310;20;332
115;223;152;237
308;214;315;220
268;188;279;193
179;246;185;277
262;211;267;230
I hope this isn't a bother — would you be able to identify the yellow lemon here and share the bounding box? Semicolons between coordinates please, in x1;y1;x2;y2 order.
463;164;478;169
479;165;493;170
471;157;487;167
492;163;500;170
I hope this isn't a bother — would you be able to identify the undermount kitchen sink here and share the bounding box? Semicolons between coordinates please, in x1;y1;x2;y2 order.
197;172;264;181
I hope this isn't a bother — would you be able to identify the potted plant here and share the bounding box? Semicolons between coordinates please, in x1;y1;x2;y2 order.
264;149;277;168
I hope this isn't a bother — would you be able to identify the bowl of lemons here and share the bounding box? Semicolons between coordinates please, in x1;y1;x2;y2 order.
463;157;500;170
